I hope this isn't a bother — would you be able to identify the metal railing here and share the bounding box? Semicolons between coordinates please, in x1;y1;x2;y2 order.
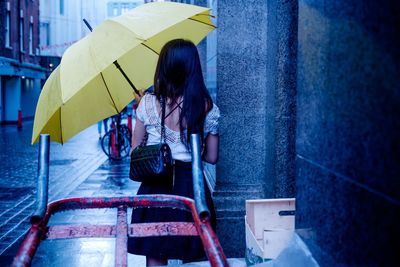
12;134;229;267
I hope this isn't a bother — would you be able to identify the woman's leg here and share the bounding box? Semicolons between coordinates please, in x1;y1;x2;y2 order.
146;257;167;266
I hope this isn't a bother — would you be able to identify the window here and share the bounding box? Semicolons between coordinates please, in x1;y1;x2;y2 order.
29;23;34;54
113;6;119;16
20;17;24;52
60;0;64;15
121;3;129;14
5;10;11;47
23;78;34;92
40;22;50;47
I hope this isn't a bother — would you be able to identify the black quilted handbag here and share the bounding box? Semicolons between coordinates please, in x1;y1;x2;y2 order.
129;97;173;184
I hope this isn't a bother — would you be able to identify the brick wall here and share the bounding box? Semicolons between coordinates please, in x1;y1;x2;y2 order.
0;0;40;65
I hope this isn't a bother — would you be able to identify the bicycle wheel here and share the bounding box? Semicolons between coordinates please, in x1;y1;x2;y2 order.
101;130;114;159
101;128;131;160
120;125;132;140
117;128;131;159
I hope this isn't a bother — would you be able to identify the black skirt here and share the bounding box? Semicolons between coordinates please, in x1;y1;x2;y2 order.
128;160;216;261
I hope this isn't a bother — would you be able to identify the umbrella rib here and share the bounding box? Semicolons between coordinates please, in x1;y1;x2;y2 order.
187;17;216;28
100;72;120;114
139;17;216;56
141;43;159;55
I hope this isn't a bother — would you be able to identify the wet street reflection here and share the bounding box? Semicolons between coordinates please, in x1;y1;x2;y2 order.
31;157;146;266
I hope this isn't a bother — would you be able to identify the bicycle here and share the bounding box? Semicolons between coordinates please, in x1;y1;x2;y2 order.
101;112;132;160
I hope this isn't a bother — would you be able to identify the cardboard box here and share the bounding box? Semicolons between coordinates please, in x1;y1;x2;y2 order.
245;198;295;264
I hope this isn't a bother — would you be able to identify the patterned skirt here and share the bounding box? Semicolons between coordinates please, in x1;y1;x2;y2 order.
127;160;216;261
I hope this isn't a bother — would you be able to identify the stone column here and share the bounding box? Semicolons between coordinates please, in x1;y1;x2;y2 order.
215;0;298;256
296;0;400;265
265;0;298;198
215;0;268;257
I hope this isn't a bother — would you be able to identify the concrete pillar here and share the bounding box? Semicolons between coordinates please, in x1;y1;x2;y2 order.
215;0;298;256
296;0;400;265
265;0;298;198
215;0;268;256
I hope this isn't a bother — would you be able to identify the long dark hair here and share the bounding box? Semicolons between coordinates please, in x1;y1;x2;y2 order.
154;39;212;146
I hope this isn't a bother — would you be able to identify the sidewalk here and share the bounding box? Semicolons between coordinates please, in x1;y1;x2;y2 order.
0;121;245;266
0;122;107;258
31;157;146;267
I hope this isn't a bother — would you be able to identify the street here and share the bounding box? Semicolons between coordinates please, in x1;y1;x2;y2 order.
0;121;111;259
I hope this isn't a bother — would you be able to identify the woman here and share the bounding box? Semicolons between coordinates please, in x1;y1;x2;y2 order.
128;39;220;266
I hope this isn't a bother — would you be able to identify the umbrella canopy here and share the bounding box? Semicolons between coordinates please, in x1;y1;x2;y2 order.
32;2;215;144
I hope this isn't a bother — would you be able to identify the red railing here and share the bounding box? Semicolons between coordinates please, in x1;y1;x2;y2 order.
12;195;229;267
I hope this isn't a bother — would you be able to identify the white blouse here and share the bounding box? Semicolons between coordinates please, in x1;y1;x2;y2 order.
136;93;220;162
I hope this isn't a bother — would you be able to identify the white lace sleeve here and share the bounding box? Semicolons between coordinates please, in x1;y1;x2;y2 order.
204;103;220;135
135;94;147;122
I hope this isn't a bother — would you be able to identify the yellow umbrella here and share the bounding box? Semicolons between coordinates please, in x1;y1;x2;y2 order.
32;2;215;144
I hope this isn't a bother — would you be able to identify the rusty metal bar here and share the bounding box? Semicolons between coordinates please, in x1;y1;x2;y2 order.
46;225;115;239
115;206;128;267
45;222;198;240
31;134;50;224
191;204;229;267
11;225;45;267
190;133;210;219
45;195;193;217
197;223;229;267
129;222;198;237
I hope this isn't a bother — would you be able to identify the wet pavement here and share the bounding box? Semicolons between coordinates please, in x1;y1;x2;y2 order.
31;157;147;267
0;121;107;260
0;121;245;266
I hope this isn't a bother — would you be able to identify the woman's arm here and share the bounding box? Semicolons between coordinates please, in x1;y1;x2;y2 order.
203;133;219;164
131;119;146;150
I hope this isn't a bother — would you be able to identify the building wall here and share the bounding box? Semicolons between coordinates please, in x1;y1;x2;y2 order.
39;0;144;57
0;0;40;63
0;77;3;121
81;0;108;30
213;0;400;264
296;0;400;265
107;1;141;17
39;0;84;57
0;0;44;123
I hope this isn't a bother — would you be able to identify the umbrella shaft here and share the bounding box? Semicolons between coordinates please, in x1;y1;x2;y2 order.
113;60;141;97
